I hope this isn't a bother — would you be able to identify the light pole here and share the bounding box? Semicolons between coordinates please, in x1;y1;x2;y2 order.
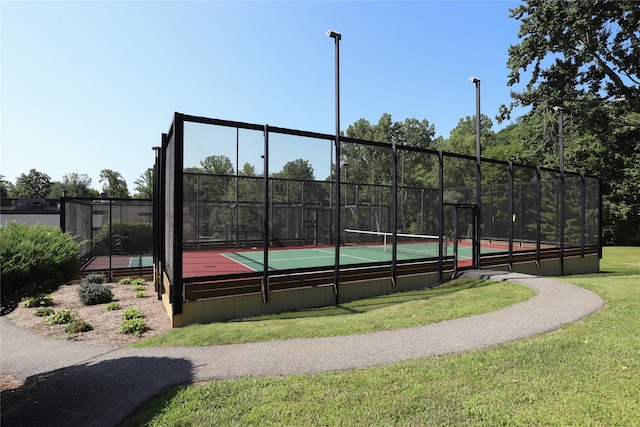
553;106;565;275
553;106;564;174
469;76;481;269
328;29;341;300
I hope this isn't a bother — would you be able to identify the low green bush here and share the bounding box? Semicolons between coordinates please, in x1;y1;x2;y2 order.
34;307;55;317
132;278;146;286
135;291;147;298
123;307;142;320
65;319;93;334
119;277;134;285
106;301;120;311
131;284;145;292
23;294;54;308
1;223;80;315
83;273;106;284
120;318;147;337
45;309;76;325
78;281;113;305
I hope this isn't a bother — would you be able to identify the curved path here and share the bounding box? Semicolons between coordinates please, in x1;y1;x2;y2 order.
1;271;604;427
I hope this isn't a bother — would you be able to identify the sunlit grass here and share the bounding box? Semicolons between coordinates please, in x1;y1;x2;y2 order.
133;278;533;347
126;247;640;426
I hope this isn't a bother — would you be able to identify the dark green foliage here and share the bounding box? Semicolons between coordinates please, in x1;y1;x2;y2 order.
84;273;106;284
78;281;113;306
1;223;80;315
65;319;93;334
23;294;54;308
34;307;55;317
92;221;152;256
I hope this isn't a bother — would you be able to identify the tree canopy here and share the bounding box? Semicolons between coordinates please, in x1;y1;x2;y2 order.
99;169;129;198
501;0;640;118
13;169;52;198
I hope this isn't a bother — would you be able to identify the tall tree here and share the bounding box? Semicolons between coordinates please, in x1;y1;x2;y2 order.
500;0;640;118
0;175;15;198
48;173;99;198
502;0;640;244
13;169;52;198
133;169;153;199
201;155;235;175
99;169;129;198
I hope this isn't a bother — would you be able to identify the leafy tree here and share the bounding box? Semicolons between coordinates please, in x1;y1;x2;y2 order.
133;169;153;199
13;169;52;198
500;0;640;119
201;155;234;175
0;175;15;198
99;169;129;198
501;0;640;243
48;173;99;198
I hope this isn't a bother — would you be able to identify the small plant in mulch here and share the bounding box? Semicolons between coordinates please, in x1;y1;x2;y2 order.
131;284;145;292
131;278;146;286
65;319;93;334
135;291;147;298
34;307;55;317
119;277;146;286
120;307;146;336
119;318;147;337
45;310;76;325
23;294;54;308
123;307;142;320
105;301;120;311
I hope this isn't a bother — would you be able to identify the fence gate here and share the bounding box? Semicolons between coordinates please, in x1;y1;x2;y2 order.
446;203;478;271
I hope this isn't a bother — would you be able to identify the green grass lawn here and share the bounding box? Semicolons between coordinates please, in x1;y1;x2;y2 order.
126;247;639;426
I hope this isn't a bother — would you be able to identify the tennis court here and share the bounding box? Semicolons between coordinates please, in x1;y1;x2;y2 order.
210;240;503;273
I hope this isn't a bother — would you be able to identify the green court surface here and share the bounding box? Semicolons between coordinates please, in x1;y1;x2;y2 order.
128;256;153;268
222;244;499;272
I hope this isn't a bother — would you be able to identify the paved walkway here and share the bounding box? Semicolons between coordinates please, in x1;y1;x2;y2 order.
1;271;604;427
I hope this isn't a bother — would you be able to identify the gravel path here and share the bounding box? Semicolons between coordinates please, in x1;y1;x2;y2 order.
0;271;604;427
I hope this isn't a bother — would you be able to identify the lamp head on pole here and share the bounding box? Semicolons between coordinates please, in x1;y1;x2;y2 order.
553;106;563;112
469;76;480;85
326;29;342;40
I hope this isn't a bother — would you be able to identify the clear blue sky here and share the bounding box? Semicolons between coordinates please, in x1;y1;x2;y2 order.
1;1;528;192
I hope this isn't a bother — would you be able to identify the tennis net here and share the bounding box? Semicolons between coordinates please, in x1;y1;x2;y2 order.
344;229;446;258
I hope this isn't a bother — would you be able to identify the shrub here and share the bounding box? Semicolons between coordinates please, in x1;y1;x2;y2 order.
93;221;152;256
45;310;76;325
23;294;54;308
65;319;93;334
1;223;80;315
78;281;113;305
119;318;147;337
34;307;55;317
131;284;145;292
119;277;134;285
106;301;120;311
83;273;106;284
132;278;146;286
135;291;147;298
123;307;142;320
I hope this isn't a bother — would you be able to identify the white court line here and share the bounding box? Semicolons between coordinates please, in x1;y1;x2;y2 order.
220;252;258;272
313;248;379;263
